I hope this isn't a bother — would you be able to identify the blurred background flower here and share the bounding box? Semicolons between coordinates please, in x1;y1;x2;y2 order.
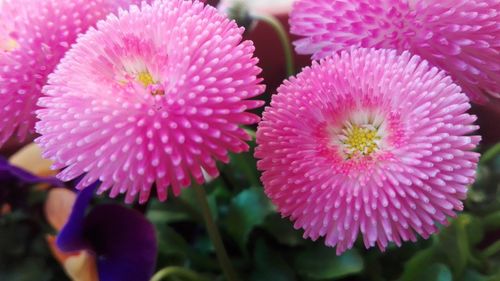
217;0;312;92
0;0;145;148
290;0;500;104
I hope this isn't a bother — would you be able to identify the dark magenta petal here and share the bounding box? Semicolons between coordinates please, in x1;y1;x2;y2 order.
84;204;157;281
56;183;97;252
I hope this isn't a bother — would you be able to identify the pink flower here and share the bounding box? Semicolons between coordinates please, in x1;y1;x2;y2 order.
255;48;480;255
0;0;143;146
290;0;500;104
36;0;264;203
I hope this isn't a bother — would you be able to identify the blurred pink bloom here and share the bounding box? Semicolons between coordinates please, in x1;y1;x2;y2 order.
36;0;264;203
0;0;143;146
290;0;500;104
256;48;480;255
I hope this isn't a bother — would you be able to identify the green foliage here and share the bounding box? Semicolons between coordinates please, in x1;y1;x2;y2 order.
262;213;305;247
293;244;364;279
224;186;275;251
250;239;296;281
418;264;452;281
147;145;500;281
2;144;500;281
0;200;67;281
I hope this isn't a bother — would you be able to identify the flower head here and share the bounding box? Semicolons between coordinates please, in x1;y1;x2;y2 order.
0;0;143;146
255;48;480;254
36;0;264;203
290;0;500;104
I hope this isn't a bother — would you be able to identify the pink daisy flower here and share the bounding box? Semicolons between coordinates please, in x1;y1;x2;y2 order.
36;0;264;203
0;0;143;146
290;0;500;104
255;48;480;255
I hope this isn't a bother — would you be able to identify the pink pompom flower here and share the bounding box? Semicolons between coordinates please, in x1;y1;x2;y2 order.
36;0;264;203
255;48;480;255
0;0;147;146
290;0;500;104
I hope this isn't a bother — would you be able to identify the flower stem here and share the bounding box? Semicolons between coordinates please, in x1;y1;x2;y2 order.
480;143;500;164
253;14;295;77
483;240;500;258
150;266;208;281
483;210;500;231
193;183;241;281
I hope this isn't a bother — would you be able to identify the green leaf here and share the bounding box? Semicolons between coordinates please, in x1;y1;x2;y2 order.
462;270;489;281
399;247;437;281
482;210;500;232
155;224;219;271
293;244;364;280
437;215;473;277
262;213;305;247
147;209;192;225
180;187;211;218
250;239;296;281
419;264;452;281
229;149;261;187
150;266;211;281
487;272;500;281
156;224;190;260
0;258;53;281
465;215;484;246
224;187;275;250
147;197;202;224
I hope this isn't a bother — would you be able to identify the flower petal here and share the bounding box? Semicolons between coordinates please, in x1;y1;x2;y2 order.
0;156;62;186
56;181;157;281
57;183;98;252
47;235;99;281
64;252;99;281
84;204;157;281
45;188;77;231
9;143;56;177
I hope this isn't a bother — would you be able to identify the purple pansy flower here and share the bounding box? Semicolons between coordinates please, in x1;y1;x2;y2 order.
57;183;158;281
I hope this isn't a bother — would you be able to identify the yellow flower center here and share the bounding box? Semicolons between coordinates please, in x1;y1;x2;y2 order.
137;71;155;87
135;71;164;96
342;124;381;158
0;37;19;52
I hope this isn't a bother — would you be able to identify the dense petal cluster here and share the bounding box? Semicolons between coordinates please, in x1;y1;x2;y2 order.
255;48;480;254
290;0;500;104
0;0;143;146
36;0;264;203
